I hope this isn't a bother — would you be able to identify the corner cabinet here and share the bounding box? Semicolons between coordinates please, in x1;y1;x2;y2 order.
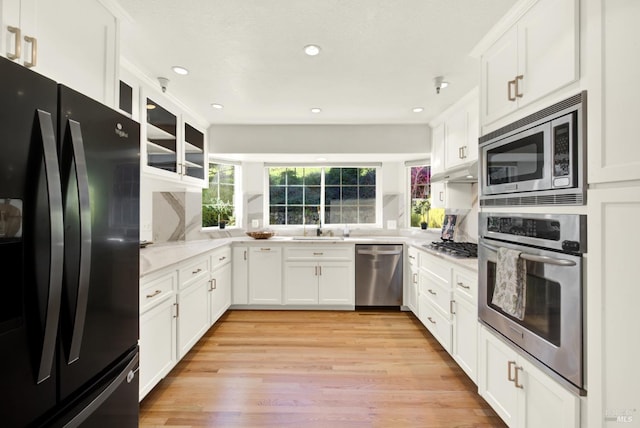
1;0;118;106
479;0;579;128
141;93;207;187
478;325;580;428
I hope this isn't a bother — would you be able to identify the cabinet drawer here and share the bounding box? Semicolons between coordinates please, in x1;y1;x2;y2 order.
419;270;452;317
285;246;353;261
210;246;231;271
419;253;451;284
453;268;477;302
140;272;176;314
419;294;452;353
407;247;419;267
178;255;209;290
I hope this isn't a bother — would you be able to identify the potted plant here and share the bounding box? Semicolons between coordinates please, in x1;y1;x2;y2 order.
414;199;431;230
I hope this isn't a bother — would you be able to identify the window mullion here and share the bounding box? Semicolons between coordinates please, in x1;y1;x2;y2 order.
320;168;326;226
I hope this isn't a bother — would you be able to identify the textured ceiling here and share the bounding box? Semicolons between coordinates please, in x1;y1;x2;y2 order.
118;0;515;125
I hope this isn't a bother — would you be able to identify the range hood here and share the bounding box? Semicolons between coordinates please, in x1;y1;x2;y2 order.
430;160;478;183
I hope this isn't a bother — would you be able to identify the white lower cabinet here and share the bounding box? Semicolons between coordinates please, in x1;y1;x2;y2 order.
248;246;282;304
232;246;249;304
176;277;210;359
139;269;178;401
406;247;418;313
283;245;354;307
478;325;580;428
208;247;231;325
451;267;478;383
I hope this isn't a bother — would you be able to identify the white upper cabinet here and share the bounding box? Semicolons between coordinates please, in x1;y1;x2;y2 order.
1;0;118;106
140;86;208;187
479;0;579;128
430;88;479;182
586;0;640;184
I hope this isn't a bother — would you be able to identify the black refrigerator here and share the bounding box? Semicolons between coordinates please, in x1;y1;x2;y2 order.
0;56;140;427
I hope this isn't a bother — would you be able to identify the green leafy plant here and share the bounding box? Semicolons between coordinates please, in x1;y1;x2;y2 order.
202;197;234;227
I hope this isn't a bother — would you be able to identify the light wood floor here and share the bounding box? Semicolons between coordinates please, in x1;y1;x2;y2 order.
139;310;505;427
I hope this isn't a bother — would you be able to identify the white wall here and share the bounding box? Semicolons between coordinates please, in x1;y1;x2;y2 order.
209;124;430;155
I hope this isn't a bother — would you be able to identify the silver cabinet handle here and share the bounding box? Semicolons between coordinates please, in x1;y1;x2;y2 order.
508;79;516;101
439;191;444;202
260;247;271;251
450;300;455;315
7;26;21;60
508;360;516;383
219;256;226;261
428;289;436;296
409;255;415;260
24;35;37;68
243;250;247;260
313;252;324;256
412;273;418;284
427;317;436;324
514;365;524;389
146;289;162;298
212;278;217;290
515;75;524;98
314;266;318;276
192;268;202;274
318;266;322;276
457;281;470;289
173;302;179;318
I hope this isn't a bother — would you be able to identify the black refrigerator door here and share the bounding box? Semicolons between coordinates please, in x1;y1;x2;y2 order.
56;86;140;400
0;57;62;426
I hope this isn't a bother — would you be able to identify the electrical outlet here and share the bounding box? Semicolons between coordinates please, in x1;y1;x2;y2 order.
251;219;260;228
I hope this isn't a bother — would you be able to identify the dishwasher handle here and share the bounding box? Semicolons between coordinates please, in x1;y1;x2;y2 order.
356;249;402;256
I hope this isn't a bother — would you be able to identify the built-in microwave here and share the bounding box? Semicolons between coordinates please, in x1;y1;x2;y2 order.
479;92;586;207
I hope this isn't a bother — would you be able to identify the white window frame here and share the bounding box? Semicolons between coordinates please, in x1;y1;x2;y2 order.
263;164;383;229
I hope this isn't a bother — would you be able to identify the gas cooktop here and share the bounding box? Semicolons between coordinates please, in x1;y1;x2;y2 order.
424;241;478;258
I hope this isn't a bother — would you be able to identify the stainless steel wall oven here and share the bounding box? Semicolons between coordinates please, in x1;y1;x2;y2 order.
479;92;586;207
478;212;586;393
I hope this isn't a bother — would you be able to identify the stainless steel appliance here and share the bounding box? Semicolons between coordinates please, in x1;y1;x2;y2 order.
479;92;586;207
355;245;403;307
425;241;478;258
478;212;586;393
0;56;140;426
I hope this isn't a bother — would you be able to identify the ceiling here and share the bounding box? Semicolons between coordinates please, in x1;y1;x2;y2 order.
117;0;515;126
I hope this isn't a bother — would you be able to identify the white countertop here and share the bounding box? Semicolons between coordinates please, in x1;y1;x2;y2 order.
140;234;478;277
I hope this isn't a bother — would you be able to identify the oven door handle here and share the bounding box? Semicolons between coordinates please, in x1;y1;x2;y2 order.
479;241;577;267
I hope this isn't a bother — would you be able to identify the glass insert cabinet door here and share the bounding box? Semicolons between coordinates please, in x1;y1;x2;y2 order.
183;123;205;180
146;98;177;173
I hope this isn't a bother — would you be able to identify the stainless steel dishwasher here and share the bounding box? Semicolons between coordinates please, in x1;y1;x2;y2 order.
355;244;403;308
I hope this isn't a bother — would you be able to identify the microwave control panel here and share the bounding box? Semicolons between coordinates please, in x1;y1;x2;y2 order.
552;118;573;188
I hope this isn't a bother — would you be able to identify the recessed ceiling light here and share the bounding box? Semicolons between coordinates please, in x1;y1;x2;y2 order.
211;103;224;109
412;107;424;113
146;103;156;110
310;107;322;113
304;45;321;56
172;66;189;75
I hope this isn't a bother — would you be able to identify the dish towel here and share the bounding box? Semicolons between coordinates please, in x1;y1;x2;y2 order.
491;247;527;320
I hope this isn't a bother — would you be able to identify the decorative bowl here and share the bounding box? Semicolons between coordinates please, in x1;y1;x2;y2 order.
246;231;276;240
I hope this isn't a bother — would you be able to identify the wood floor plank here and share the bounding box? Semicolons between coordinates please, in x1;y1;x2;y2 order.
140;310;506;427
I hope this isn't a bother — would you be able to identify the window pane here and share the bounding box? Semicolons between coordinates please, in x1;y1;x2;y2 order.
305;186;321;205
203;163;236;227
270;186;286;205
287;187;303;204
325;186;340;203
286;168;303;185
325;204;343;223
270;206;285;224
359;206;375;223
359;186;375;201
342;186;357;201
269;168;286;186
304;168;322;185
342;168;358;185
343;206;358;223
287;206;303;224
359;168;376;185
305;206;320;224
325;168;341;185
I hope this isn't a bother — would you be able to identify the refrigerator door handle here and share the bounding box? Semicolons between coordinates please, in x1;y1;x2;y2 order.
62;350;139;428
64;120;92;364
35;110;65;383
